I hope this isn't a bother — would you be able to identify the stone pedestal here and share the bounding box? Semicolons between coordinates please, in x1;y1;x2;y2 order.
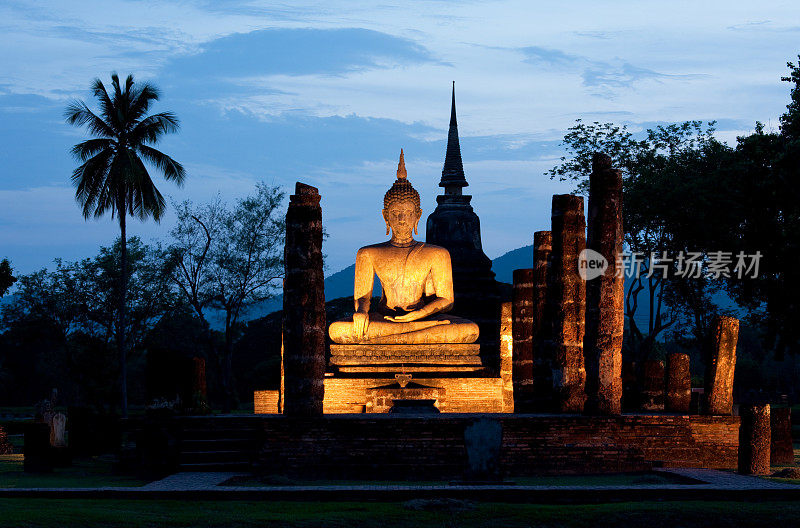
366;382;445;413
770;407;794;466
282;182;326;416
739;404;771;475
329;343;482;373
512;269;534;410
499;302;514;412
666;352;691;413
705;316;739;415
640;360;665;412
584;154;624;415
546;194;587;413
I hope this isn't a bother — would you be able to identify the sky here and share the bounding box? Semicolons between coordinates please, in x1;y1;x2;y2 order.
1;0;799;278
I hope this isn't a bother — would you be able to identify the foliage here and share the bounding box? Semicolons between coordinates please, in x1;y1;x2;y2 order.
0;238;179;409
65;72;185;417
549;119;727;362
167;183;285;410
0;259;15;298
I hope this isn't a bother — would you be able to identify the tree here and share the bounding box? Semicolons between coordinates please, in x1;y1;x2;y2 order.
168;183;285;411
0;238;179;408
65;73;185;417
0;259;16;297
549;119;734;363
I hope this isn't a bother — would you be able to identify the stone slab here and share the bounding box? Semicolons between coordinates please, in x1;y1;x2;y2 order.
330;343;481;366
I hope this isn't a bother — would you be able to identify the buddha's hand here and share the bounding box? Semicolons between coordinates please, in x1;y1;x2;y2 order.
353;312;370;339
384;310;450;324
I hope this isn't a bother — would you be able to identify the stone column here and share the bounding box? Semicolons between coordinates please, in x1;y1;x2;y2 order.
531;231;552;410
705;316;739;415
282;182;326;416
770;407;794;466
584;153;624;415
499;302;514;413
546;195;587;413
640;359;665;412
665;352;691;413
739;404;771;475
512;269;534;411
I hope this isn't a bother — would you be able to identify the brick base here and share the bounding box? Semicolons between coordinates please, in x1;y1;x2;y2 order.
253;414;739;478
323;376;507;413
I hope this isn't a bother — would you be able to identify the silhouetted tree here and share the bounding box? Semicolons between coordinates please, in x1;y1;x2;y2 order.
168;183;285;411
0;259;15;297
65;73;185;416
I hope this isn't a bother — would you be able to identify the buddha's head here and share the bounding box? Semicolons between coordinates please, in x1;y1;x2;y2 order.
383;149;422;240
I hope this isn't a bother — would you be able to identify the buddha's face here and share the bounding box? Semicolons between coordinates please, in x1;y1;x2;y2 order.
383;200;421;240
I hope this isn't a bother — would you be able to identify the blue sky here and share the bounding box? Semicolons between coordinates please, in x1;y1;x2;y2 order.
1;0;799;278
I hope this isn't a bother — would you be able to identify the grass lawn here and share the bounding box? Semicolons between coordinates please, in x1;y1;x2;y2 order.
0;499;798;527
0;455;149;489
224;471;696;487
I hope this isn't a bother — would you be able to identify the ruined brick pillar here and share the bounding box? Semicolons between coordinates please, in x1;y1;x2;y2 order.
546;195;586;413
665;352;691;413
512;269;534;411
640;359;665;412
739;404;771;475
704;316;739;415
282;182;325;416
770;407;794;466
531;231;552;410
584;153;624;415
499;302;514;413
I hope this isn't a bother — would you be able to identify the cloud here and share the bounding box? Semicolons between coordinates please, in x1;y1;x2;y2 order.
520;46;704;98
166;27;439;80
521;46;579;67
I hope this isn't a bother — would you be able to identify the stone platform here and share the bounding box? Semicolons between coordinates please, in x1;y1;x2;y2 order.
329;343;482;372
152;414;741;477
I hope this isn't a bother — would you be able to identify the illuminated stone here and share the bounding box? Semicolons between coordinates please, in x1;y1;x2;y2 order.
500;302;514;412
705;316;739;415
584;153;624;415
640;359;665;412
545;194;586;413
531;231;552;410
512;268;534;411
665;352;691;413
739;404;771;475
282;182;326;416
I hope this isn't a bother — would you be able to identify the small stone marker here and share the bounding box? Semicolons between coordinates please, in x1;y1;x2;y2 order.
705;316;739;415
770;407;794;466
463;418;503;482
665;353;691;413
50;412;67;447
739;404;771;475
640;360;665;412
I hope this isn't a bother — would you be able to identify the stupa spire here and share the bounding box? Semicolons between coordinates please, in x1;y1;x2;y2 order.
440;81;467;191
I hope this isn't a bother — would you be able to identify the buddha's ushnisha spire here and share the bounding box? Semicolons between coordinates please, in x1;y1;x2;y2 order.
397;148;407;180
440;81;467;190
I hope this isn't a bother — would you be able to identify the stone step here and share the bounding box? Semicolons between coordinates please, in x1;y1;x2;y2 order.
181;438;255;451
178;461;252;472
179;450;252;464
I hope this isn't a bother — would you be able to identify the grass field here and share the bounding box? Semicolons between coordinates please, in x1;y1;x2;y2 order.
0;455;148;489
0;499;797;527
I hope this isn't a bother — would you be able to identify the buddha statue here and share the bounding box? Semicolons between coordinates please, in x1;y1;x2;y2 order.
328;150;480;345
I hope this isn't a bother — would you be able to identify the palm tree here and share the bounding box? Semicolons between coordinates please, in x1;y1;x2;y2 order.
65;73;185;417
